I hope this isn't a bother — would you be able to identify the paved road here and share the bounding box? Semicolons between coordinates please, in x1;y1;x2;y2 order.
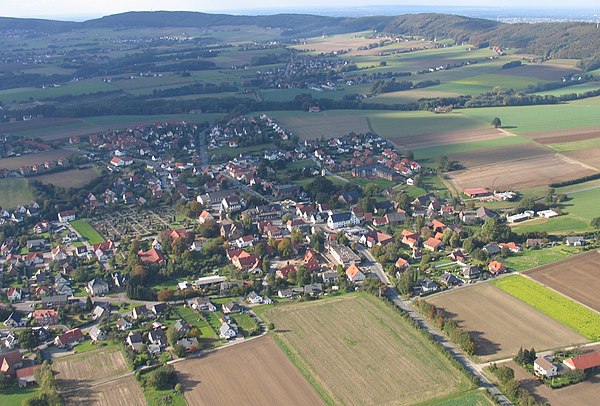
355;244;391;286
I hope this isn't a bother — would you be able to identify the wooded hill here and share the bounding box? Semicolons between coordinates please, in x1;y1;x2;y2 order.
2;11;600;69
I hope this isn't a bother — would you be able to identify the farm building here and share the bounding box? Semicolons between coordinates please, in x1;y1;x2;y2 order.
563;351;600;372
463;188;490;198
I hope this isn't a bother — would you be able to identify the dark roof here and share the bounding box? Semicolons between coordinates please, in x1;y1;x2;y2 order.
329;212;352;223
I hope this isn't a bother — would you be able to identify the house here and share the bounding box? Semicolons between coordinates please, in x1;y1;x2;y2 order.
116;318;132;331
16;364;42;387
92;305;108;320
423;237;444;252
198;210;214;224
32;309;59;325
230;250;260;271
303;283;323;296
328;242;361;266
177;337;199;353
537;209;559;219
54;328;84;347
278;289;293;299
488;261;506;275
346;264;366;283
450;250;467;265
151;303;168;315
219;323;238;340
483;243;501;255
534;357;558;378
476;206;496;221
499;242;522;253
148;330;168;347
321;270;339;284
526;238;543;248
563;351;600;372
4;312;27;328
57;210;76;223
566;236;586;247
222;195;244;212
4;333;18;349
246;291;263;304
173;319;191;335
89;326;106;341
190;297;217;312
6;287;22;302
440;272;461;286
41;295;68;307
26;239;46;251
24;252;44;267
222;302;241;314
86;278;109;296
126;332;144;352
395;257;409;269
0;351;23;377
419;278;440;294
138;248;166;264
51;246;68;261
132;305;150;320
327;212;360;229
462;264;481;280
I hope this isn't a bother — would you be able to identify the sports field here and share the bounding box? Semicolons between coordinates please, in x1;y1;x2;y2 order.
175;336;324;405
261;293;473;405
493;276;600;340
427;283;587;361
525;251;600;313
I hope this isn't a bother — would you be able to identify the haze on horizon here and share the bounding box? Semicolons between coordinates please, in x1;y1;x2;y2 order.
2;0;600;20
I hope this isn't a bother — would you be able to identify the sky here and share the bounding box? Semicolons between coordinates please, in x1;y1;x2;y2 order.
2;0;599;20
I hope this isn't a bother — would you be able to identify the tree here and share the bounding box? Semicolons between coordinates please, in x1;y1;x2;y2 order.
147;365;178;390
591;217;600;230
85;296;93;311
363;183;380;197
491;117;502;128
157;289;174;302
277;238;294;258
19;328;38;351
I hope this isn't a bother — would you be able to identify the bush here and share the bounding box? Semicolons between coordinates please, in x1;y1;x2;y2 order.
147;365;178;390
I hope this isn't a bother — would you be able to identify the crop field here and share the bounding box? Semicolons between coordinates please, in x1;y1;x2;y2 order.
564;147;600;169
32;167;101;189
448;153;597;191
389;128;509;150
0;178;33;208
0;150;76;171
269;110;371;140
493;276;600;340
428;390;494;406
525;251;600;312
71;219;105;244
427;283;587;361
411;137;531;162
535;81;600;96
369;88;462;105
64;376;146;406
53;347;130;390
446;143;549;168
175;336;324;405
261;293;472;405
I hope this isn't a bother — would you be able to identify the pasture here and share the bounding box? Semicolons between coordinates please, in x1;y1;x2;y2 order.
64;376;146;406
32;167;101;189
448;154;597;191
493;276;600;340
269;110;371;140
53;347;130;390
501;245;580;271
427;283;587;361
525;251;600;313
175;336;324;405
0;178;33;208
261;293;473;405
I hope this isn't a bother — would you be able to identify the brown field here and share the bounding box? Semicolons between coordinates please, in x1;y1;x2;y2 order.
525;251;600;312
498;64;580;80
64;376;145;406
564;147;600;169
0;149;78;170
448;143;549;168
274;112;371;140
528;125;600;143
449;154;597;190
53;347;130;390
174;336;324;405
291;35;433;55
427;283;587;361
32;167;100;188
393;128;508;150
261;294;472;405
507;359;600;406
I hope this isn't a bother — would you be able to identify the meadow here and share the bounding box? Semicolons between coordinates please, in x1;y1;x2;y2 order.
71;219;105;244
501;245;581;271
493;276;600;340
261;293;473;405
0;178;33;208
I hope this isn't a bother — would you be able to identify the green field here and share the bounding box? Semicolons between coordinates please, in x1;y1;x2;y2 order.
0;178;33;209
0;387;41;405
501;245;581;271
425;390;494;406
535;82;600;96
493;276;600;340
175;305;218;341
71;219;105;244
412;137;531;161
546;137;600;152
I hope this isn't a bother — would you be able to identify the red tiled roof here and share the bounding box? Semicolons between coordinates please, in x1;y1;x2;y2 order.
564;351;600;370
138;248;165;264
57;328;84;345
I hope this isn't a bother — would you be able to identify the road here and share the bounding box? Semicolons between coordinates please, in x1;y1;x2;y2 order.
358;243;512;405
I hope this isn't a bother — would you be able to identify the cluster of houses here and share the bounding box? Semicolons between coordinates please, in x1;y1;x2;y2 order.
208;114;293;150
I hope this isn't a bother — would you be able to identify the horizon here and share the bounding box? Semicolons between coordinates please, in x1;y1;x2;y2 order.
2;2;600;21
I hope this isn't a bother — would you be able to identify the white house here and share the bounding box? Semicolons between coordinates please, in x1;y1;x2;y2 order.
89;326;106;341
57;210;76;223
327;212;360;229
86;278;109;296
537;209;559;219
534;357;558;378
246;291;263;304
6;287;22;302
219;323;238;340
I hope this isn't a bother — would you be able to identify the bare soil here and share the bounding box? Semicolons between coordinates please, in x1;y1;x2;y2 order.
32;167;100;188
391;128;507;150
525;251;600;312
448;143;549;168
427;283;587;361
64;376;146;406
175;336;324;405
528;126;600;143
53;348;130;390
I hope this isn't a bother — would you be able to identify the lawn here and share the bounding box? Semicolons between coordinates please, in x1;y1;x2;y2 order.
260;293;474;405
0;387;41;405
511;215;592;235
501;245;581;271
424;390;494;406
0;178;33;209
175;305;218;340
71;219;105;244
493;276;600;340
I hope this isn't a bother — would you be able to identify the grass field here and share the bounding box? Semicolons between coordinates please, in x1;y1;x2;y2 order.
175;336;324;405
493;276;600;340
0;177;33;208
0;387;40;405
269;110;371;140
261;293;473;405
525;251;600;313
510;215;592;234
175;305;218;345
425;390;494;406
501;245;581;271
32;168;101;189
412;137;530;161
71;219;105;244
427;283;587;361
